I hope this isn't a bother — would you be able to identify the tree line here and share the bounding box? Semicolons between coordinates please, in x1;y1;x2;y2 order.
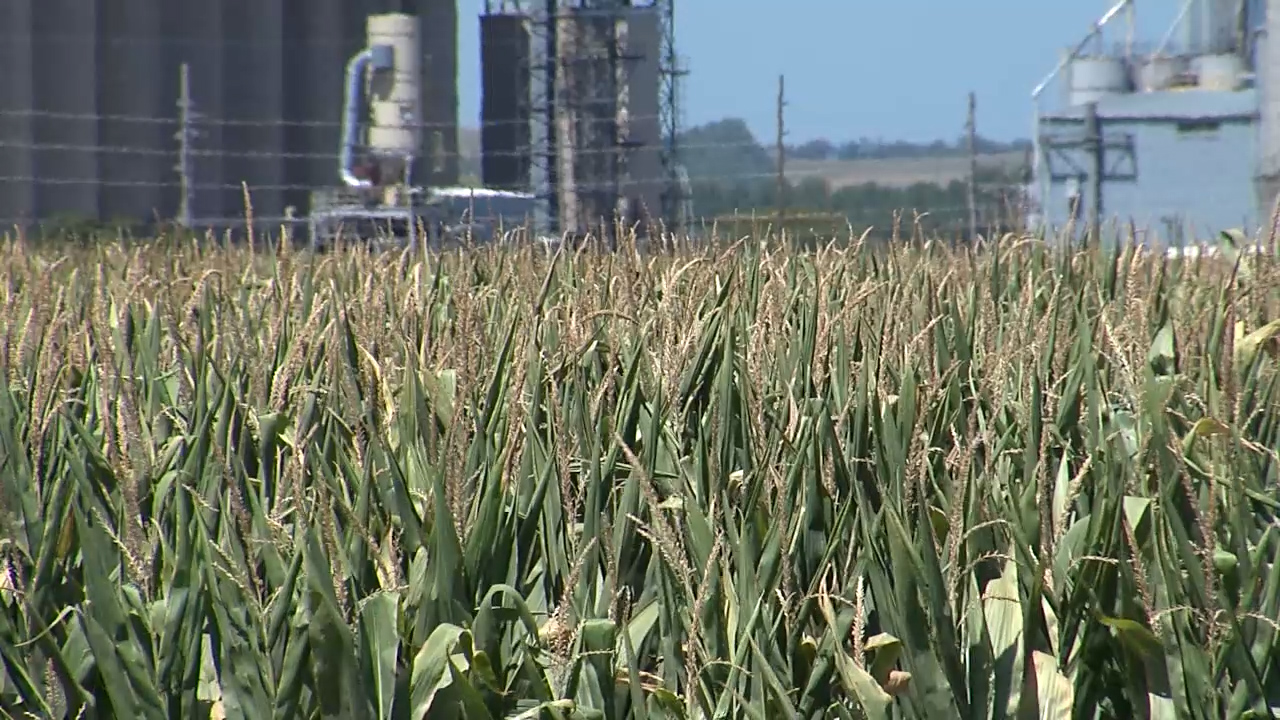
788;134;1032;161
679;118;1030;241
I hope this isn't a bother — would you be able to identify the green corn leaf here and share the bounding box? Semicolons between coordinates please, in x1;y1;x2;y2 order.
409;623;467;720
358;591;401;720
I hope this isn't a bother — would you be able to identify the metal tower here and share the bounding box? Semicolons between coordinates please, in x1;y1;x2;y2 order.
653;0;687;233
480;0;680;239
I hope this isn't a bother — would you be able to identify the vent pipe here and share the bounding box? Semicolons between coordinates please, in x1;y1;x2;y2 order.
339;44;393;188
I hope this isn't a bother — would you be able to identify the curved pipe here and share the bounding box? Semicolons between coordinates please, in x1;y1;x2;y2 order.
340;48;376;188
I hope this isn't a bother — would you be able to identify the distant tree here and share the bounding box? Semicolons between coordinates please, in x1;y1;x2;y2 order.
676;116;1030;234
835;141;862;160
678;118;773;183
792;176;831;209
790;138;835;161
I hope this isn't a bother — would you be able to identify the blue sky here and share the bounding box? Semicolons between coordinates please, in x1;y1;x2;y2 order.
458;1;1183;144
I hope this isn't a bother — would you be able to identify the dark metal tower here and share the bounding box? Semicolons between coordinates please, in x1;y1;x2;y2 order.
478;0;679;239
652;0;686;233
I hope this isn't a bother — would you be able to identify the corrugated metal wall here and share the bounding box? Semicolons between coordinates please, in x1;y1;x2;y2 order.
98;0;171;225
0;0;458;230
1186;0;1244;54
1043;119;1257;243
624;7;664;226
0;0;36;224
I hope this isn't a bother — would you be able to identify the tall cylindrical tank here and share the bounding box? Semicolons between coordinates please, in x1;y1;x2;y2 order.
1187;0;1245;53
480;13;532;191
1068;56;1130;106
1193;52;1246;89
366;13;422;159
1135;55;1189;92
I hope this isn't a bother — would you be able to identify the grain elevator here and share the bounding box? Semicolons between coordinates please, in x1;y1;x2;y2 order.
1029;0;1272;244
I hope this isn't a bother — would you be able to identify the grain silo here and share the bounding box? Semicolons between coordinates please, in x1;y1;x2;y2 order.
1256;0;1280;220
480;12;533;191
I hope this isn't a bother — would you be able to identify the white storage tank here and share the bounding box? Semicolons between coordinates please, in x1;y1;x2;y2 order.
1068;56;1130;106
367;13;422;158
1136;55;1189;92
1193;53;1246;90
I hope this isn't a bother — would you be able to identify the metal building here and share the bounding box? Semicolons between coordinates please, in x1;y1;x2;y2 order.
1027;0;1271;245
0;0;458;232
479;13;534;192
1038;90;1258;243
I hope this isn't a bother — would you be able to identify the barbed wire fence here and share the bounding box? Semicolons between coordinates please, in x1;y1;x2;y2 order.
0;122;1024;237
0;77;1028;244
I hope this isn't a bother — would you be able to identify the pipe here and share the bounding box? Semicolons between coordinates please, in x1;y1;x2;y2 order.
340;48;376;188
1156;0;1197;57
340;44;394;188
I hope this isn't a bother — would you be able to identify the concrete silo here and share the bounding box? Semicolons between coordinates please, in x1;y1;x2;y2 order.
479;12;533;192
1256;0;1280;222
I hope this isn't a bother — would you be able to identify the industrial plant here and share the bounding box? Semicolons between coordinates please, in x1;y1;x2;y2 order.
0;0;689;244
0;0;460;233
1029;0;1274;244
314;0;689;247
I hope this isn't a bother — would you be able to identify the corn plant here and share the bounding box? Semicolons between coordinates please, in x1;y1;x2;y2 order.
0;229;1278;719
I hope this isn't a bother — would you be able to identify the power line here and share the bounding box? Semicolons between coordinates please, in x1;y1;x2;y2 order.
966;91;977;244
0;137;768;162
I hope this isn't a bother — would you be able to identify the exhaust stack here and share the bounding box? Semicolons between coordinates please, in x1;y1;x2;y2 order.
338;13;423;189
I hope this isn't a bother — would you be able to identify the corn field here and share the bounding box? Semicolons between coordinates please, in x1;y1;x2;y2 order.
1;230;1279;719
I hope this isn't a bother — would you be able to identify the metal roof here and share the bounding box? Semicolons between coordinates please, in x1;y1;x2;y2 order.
1041;87;1258;123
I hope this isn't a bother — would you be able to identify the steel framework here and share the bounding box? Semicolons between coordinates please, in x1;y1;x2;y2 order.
481;0;681;238
653;0;687;233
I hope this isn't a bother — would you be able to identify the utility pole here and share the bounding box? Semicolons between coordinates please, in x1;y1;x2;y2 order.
1084;101;1103;243
175;63;195;229
775;74;787;232
965;91;977;244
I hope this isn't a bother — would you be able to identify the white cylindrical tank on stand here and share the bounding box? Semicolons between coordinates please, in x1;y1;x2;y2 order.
1068;56;1130;106
367;13;422;159
1193;53;1246;90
